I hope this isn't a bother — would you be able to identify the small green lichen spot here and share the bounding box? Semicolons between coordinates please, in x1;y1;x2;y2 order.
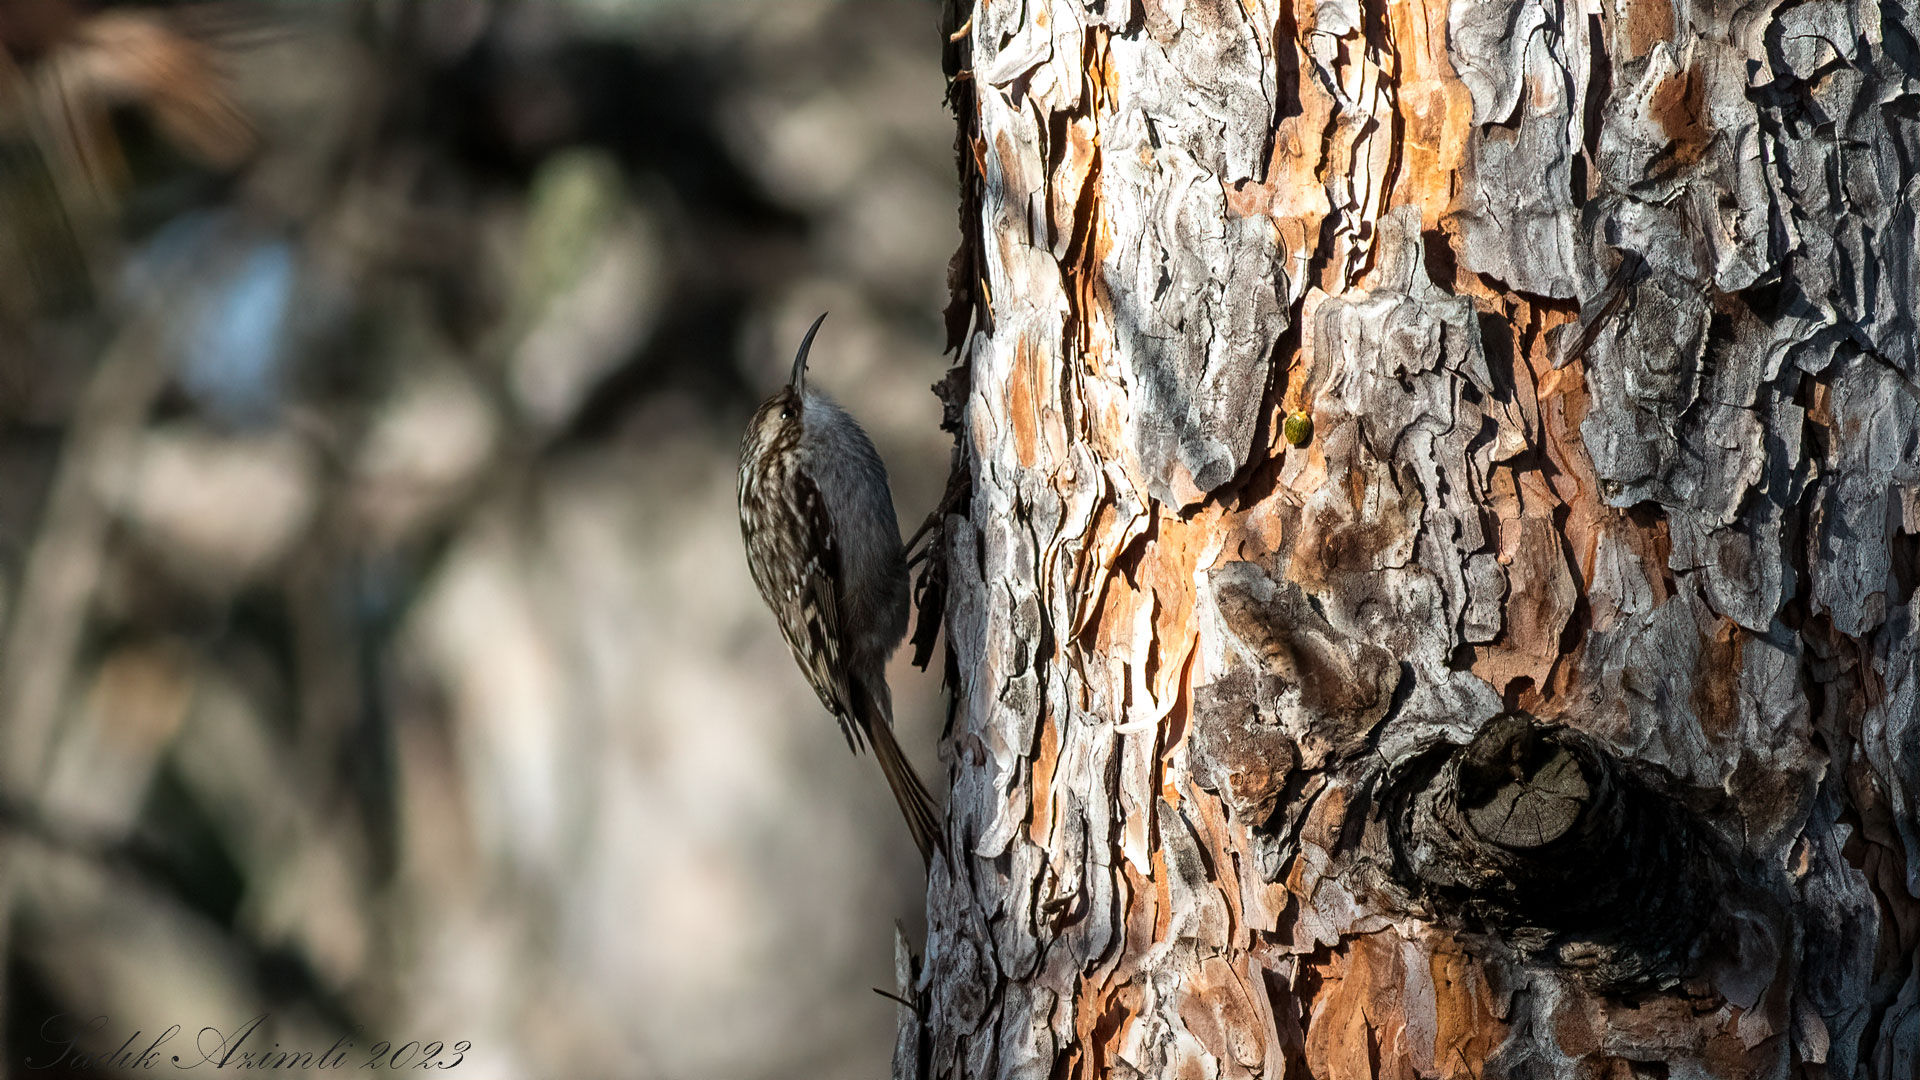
1283;410;1313;447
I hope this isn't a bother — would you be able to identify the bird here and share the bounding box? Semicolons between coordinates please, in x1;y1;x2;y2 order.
737;312;944;865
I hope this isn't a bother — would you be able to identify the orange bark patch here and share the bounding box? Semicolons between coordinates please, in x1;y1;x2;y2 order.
1701;1027;1781;1075
1650;63;1711;171
1086;537;1146;678
1805;377;1834;429
1517;302;1615;702
1227;497;1288;563
1112;862;1162;985
1189;791;1248;947
1621;504;1677;603
1029;711;1061;847
1692;617;1747;738
1586;993;1712;1056
1069;978;1142;1080
1429;945;1506;1076
1052;114;1099;250
1290;464;1420;589
1178;956;1268;1077
1302;934;1417;1080
1057;30;1109;360
1137;509;1210;700
992;129;1031;200
1007;334;1042;469
1292;934;1506;1079
1624;0;1675;58
1295;782;1350;857
1069;500;1128;640
1522;304;1592;506
1223;0;1338;247
1385;0;1474;227
1474;482;1578;708
1151;844;1176;944
1554;990;1604;1057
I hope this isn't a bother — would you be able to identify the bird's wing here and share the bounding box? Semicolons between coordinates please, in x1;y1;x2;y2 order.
779;470;867;752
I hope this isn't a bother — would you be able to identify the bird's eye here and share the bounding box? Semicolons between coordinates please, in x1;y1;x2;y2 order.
780;404;795;419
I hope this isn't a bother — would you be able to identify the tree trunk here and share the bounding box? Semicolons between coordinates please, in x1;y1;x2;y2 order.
910;0;1920;1076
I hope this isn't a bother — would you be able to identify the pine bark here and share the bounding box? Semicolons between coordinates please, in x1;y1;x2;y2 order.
909;0;1920;1076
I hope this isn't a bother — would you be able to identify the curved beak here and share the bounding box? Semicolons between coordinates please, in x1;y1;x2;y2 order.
789;312;829;397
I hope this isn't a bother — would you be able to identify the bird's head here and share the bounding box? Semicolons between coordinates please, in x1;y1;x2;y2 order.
742;311;829;464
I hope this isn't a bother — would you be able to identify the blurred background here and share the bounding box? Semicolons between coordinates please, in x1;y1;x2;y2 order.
0;1;958;1076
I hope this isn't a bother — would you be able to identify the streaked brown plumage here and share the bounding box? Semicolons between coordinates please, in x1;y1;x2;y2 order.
738;313;943;865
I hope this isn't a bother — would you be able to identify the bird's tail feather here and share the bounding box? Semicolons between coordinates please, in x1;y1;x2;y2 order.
862;689;944;868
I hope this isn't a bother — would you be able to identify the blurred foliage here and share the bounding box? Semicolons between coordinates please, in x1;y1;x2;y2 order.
0;2;957;1077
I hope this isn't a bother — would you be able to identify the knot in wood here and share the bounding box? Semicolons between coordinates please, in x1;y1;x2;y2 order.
1383;714;1725;993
